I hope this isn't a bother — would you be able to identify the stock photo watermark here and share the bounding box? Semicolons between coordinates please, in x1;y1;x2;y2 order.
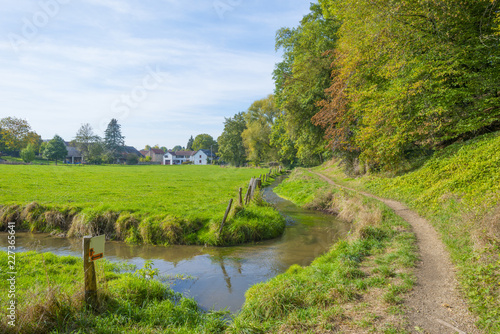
4;222;17;327
213;0;243;19
99;65;166;131
7;0;71;54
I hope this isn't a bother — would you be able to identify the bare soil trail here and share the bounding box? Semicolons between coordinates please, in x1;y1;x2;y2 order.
311;171;482;334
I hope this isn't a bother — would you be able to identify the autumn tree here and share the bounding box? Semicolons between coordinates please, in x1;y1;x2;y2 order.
319;0;500;168
218;113;247;166
0;117;41;154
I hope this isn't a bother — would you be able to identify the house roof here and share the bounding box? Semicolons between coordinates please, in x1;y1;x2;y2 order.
122;146;144;157
199;149;217;158
174;151;196;156
150;148;165;154
66;146;81;158
139;150;149;156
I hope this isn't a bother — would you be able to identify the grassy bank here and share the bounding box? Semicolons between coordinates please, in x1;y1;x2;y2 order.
0;165;285;246
0;251;228;333
315;131;500;332
230;170;418;333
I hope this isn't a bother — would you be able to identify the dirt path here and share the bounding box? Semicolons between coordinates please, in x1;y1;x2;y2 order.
311;171;481;334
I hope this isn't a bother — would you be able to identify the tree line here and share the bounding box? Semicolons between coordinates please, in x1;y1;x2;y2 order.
0;117;128;164
219;1;500;170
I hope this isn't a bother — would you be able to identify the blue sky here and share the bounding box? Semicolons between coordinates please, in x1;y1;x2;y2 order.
0;0;312;150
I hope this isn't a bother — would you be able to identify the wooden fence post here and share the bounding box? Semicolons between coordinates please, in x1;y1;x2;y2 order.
238;187;243;206
245;178;254;204
219;198;233;236
83;236;97;307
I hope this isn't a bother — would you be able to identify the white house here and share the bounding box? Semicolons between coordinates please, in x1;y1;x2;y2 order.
163;149;217;165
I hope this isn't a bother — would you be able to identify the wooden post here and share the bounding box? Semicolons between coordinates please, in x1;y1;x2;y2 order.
250;178;258;199
245;178;254;204
238;187;243;206
83;236;97;307
219;198;233;236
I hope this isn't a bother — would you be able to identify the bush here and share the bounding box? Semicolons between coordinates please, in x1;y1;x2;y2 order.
20;144;36;163
126;153;139;165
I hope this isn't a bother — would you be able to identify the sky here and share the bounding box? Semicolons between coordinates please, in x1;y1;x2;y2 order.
0;0;313;150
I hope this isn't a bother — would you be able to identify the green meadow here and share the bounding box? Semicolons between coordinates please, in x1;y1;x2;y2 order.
0;165;285;246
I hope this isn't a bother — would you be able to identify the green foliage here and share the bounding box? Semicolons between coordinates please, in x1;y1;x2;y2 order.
270;113;297;167
192;133;218;152
126;153;139;165
104;118;125;160
20;144;36;163
87;140;106;164
135;260;160;280
172;145;184;151
74;123;101;163
241;95;279;165
218;112;247;166
186;135;194;151
43;135;68;165
0;117;41;153
272;3;339;167
318;0;500;168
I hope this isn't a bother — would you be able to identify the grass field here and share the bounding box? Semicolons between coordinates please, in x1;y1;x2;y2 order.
0;165;285;246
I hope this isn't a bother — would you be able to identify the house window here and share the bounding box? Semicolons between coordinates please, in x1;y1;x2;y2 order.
199;160;202;164
199;155;202;158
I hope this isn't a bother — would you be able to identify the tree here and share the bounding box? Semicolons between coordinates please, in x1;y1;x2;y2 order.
270;113;297;167
273;3;340;166
43;135;68;165
20;144;36;163
160;146;167;152
172;145;184;152
144;145;151;151
126;153;139;165
318;0;500;168
74;123;100;163
186;135;194;150
192;134;218;152
218;113;247;166
0;117;40;154
241;95;280;165
104;119;125;162
87;139;106;164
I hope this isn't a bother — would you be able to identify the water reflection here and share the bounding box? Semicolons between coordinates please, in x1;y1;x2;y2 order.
0;176;350;312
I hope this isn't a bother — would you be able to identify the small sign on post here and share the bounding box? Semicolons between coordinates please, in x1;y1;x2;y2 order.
83;235;105;308
89;235;105;262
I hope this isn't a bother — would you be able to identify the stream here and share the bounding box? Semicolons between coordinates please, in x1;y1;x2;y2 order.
0;176;349;312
